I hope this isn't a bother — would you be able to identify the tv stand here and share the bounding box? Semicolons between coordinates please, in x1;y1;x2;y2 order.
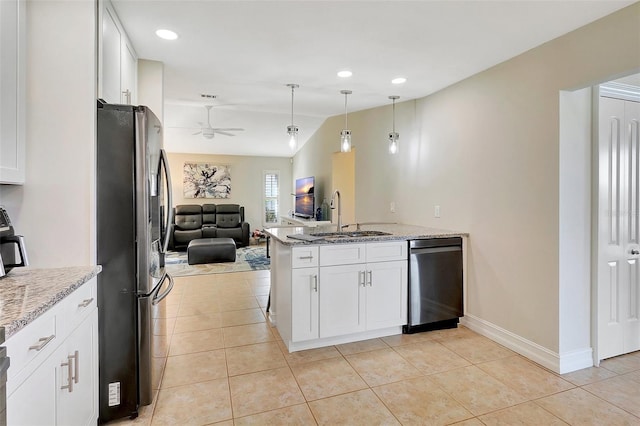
280;216;332;227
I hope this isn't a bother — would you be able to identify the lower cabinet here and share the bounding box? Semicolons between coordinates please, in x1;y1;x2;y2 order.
6;279;98;425
288;241;407;345
291;267;319;342
56;310;98;426
319;260;407;338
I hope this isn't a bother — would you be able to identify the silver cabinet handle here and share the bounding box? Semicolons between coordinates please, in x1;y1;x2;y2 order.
312;275;318;292
298;255;314;260
61;350;79;392
61;354;74;392
359;271;366;287
367;270;373;286
72;350;79;384
78;298;94;308
29;334;55;351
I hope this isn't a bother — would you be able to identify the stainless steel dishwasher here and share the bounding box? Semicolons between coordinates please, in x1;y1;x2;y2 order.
403;237;463;333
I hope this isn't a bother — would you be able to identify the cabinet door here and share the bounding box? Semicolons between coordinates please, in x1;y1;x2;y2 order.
319;264;365;338
7;354;57;426
291;267;319;342
366;260;408;330
101;3;122;104
120;38;136;104
0;0;26;184
57;309;98;426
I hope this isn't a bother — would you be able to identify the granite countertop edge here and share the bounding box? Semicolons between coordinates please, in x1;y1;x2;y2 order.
2;265;102;338
264;223;469;246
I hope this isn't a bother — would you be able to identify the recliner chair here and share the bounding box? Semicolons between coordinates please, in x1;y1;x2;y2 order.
214;204;250;247
170;203;250;250
172;205;203;250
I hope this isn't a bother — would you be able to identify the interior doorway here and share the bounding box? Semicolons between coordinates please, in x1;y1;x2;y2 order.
595;74;640;362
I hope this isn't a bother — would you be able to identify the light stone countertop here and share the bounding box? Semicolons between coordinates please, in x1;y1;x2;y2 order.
264;223;467;246
0;266;102;338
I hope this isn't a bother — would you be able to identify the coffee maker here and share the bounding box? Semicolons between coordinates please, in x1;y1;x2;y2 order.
0;207;28;278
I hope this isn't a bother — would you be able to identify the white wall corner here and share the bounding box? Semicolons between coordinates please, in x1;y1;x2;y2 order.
461;314;590;374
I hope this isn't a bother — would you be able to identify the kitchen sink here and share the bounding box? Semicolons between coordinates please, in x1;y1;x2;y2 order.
310;230;391;238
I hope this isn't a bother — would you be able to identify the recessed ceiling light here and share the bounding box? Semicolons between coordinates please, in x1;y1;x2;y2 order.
337;70;353;78
156;29;178;40
391;77;407;85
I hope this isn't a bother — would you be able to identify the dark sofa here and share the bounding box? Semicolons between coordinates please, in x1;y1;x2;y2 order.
170;203;250;249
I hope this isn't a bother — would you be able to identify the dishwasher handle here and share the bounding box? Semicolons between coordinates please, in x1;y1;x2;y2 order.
410;246;462;255
409;237;462;250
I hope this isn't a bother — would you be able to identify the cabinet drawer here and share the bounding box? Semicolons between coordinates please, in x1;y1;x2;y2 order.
319;244;366;266
59;278;97;337
6;305;58;395
366;241;407;263
292;246;319;268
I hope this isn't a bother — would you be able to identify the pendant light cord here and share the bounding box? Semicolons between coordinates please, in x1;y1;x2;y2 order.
291;85;295;127
392;98;396;133
344;92;348;129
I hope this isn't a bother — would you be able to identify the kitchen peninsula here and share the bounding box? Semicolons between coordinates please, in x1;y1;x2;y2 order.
265;224;466;352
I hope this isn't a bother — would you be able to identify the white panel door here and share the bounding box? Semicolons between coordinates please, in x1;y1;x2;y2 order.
598;96;640;360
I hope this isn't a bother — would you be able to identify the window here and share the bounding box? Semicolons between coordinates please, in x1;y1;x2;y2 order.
263;171;279;225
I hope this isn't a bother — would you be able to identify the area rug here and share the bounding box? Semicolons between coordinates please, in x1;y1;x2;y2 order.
164;245;270;277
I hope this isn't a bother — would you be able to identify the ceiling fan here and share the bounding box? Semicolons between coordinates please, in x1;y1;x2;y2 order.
193;105;244;139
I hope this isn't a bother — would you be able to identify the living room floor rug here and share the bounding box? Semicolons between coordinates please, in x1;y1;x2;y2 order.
164;245;270;277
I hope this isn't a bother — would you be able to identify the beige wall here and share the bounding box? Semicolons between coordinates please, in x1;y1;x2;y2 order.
167;152;292;230
294;3;640;357
0;0;97;268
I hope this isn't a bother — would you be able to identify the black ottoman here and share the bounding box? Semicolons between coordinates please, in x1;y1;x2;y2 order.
187;238;236;265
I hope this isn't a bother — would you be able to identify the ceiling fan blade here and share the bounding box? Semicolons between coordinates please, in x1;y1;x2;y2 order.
213;128;245;132
214;131;236;137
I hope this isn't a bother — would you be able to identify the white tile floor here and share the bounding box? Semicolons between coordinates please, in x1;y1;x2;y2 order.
109;270;640;425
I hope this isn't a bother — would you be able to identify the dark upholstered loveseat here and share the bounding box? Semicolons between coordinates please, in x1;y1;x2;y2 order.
170;204;250;249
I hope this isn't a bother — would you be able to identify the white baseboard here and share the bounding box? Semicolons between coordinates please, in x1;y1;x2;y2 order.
461;314;593;374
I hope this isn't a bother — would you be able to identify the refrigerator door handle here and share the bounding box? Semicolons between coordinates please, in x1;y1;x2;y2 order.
151;272;174;305
160;148;174;253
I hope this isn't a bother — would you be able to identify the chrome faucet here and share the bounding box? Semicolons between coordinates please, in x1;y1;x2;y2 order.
330;189;342;232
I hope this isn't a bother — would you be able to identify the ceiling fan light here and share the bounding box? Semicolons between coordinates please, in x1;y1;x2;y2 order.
337;70;353;78
391;77;407;85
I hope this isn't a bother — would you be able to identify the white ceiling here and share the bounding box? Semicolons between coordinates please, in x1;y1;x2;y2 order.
112;0;636;157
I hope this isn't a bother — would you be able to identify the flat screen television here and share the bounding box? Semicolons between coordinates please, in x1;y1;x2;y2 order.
294;176;315;218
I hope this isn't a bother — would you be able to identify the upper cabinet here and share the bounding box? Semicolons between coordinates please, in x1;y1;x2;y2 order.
0;0;26;184
98;0;137;105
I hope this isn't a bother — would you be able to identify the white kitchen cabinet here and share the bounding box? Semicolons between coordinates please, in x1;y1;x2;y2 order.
0;0;26;184
319;259;407;338
57;309;98;426
99;0;137;104
6;279;98;425
291;267;319;342
277;240;407;351
318;263;365;337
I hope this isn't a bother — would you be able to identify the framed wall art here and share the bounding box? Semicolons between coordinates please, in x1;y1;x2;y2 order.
183;163;231;198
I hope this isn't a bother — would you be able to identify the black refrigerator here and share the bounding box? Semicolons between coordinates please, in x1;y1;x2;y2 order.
96;100;174;423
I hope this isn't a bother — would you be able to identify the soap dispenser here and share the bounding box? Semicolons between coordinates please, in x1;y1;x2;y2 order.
321;198;329;221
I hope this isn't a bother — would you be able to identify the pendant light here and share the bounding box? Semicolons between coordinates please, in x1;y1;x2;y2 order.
286;84;299;151
388;96;400;154
340;90;352;152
